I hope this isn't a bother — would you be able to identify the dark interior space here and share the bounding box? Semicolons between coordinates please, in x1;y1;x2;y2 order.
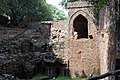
89;35;93;39
115;59;120;80
56;67;61;77
73;14;88;39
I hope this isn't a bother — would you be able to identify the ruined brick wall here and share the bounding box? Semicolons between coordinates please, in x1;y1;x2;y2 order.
65;1;100;77
0;18;99;78
25;1;101;77
0;25;25;42
0;63;19;74
26;3;100;77
1;1;117;79
50;20;68;57
0;23;52;75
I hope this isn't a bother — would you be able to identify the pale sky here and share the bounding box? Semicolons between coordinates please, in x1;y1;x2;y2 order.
46;0;68;16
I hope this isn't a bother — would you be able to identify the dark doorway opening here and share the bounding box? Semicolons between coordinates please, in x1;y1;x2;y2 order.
41;67;46;74
73;14;88;39
56;67;61;77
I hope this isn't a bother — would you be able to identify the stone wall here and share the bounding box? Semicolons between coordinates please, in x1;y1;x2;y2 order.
1;1;117;79
66;39;99;77
19;1;100;78
0;17;99;78
66;1;100;77
0;25;25;42
98;1;116;79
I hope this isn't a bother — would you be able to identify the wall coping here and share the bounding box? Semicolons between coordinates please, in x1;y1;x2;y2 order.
67;1;93;9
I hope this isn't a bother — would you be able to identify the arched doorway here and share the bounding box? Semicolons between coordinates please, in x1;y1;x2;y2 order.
73;14;88;39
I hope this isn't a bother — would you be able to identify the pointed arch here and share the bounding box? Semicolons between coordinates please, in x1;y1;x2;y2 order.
68;10;94;39
73;14;88;39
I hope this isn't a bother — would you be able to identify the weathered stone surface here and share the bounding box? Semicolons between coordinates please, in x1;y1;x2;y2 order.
98;3;116;80
0;1;100;78
0;1;117;80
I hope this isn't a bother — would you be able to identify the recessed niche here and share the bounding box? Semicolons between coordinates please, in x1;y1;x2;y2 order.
89;35;93;39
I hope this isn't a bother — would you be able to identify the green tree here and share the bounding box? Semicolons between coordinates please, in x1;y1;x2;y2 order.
0;0;50;26
0;0;67;26
47;4;67;20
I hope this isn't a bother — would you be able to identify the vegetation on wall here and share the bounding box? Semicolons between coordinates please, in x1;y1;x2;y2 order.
60;0;110;12
92;0;111;13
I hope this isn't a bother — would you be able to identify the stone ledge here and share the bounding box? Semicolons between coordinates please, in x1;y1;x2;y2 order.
67;1;93;9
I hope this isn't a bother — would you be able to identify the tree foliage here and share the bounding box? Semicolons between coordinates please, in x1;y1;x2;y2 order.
47;4;67;20
0;0;50;26
0;0;67;26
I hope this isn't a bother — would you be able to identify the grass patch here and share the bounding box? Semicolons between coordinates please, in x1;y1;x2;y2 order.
56;76;85;80
55;76;71;80
34;73;48;80
34;74;85;80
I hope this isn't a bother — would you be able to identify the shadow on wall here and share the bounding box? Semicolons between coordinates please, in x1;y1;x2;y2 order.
12;22;69;79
